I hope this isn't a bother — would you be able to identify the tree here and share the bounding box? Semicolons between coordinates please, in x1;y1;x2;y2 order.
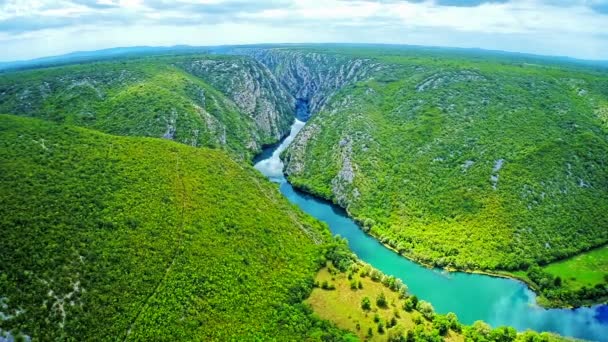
490;326;517;342
417;300;435;320
410;295;418;308
398;283;408;299
389;316;398;328
433;315;449;336
403;298;414;312
394;278;404;292
446;312;461;332
377;322;385;334
406;330;415;342
554;276;562;287
361;297;372;311
472;320;492;338
388;328;406;342
321;281;335;290
370;269;382;281
361;265;372;277
376;292;388;308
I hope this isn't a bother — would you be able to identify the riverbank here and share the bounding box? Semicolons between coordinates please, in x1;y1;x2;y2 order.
255;118;608;341
308;262;576;342
286;174;607;310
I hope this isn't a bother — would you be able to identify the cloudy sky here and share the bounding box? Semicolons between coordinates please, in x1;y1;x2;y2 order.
0;0;607;62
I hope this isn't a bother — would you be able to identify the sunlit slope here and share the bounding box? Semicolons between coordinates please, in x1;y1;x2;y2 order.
0;115;348;340
283;49;608;272
0;55;294;159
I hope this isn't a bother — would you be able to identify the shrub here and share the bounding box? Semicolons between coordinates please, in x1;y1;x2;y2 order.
446;312;461;332
361;297;372;311
370;269;382;282
417;300;435;320
376;292;388;308
388;316;398;328
433;315;449;336
403;298;414;312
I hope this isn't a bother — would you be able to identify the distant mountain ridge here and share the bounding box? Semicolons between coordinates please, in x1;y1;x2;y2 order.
2;43;607;73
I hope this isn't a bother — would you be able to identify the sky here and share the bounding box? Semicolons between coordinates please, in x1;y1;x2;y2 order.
0;0;607;62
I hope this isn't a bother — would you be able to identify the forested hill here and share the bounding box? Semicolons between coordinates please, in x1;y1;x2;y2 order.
1;45;607;341
0;54;294;159
262;48;608;294
0;114;355;340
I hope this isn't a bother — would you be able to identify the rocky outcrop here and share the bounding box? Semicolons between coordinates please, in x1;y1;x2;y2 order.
331;137;360;207
416;70;485;92
178;57;295;143
284;123;319;175
237;49;384;117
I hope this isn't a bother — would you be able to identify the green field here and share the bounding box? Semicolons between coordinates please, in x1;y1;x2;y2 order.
308;266;461;341
308;263;574;342
504;246;608;307
544;246;608;290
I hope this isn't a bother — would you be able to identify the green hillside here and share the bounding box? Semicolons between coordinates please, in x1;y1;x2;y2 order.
0;55;294;160
276;48;608;305
0;115;352;340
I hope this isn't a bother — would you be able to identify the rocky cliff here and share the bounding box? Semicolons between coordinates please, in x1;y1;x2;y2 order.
238;48;384;118
177;57;295;143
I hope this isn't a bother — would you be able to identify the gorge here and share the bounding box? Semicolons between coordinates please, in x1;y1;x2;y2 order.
255;117;608;342
1;45;607;341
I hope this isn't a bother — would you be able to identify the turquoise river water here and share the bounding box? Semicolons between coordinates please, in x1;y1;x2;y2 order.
254;120;608;342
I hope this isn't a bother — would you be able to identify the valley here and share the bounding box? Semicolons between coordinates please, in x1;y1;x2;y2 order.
264;47;608;308
254;118;607;341
1;45;607;341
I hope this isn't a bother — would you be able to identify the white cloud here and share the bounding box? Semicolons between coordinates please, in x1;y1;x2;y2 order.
0;0;606;61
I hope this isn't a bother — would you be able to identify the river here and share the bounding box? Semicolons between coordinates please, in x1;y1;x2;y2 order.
254;119;608;342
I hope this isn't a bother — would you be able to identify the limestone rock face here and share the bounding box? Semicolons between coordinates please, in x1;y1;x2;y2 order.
284;123;319;176
238;49;384;117
232;49;384;206
178;58;295;143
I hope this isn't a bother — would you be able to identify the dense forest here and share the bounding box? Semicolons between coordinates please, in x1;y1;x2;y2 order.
278;47;608;306
0;115;352;340
1;46;606;340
